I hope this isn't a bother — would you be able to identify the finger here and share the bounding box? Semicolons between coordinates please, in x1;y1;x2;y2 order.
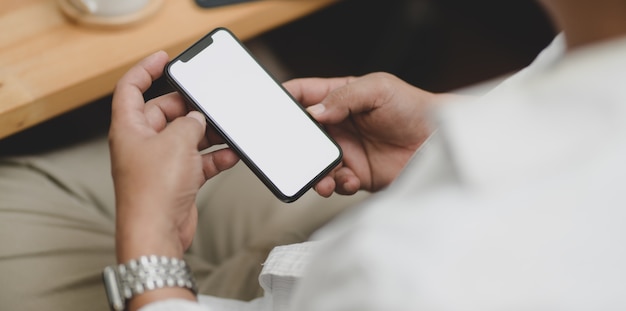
197;136;212;151
306;72;398;125
145;94;219;150
200;148;240;180
204;124;227;146
313;175;336;198
333;167;361;195
283;77;355;107
111;51;170;128
162;111;207;149
144;92;188;131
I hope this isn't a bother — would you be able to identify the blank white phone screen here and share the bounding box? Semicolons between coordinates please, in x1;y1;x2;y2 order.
168;29;340;198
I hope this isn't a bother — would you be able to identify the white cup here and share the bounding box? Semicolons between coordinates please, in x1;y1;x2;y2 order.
70;0;151;17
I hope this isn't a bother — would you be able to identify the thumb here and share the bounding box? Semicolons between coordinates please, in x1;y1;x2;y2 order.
163;111;207;147
186;111;206;128
306;74;386;124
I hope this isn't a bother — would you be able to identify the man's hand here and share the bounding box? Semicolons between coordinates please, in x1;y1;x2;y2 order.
284;72;438;197
109;51;239;263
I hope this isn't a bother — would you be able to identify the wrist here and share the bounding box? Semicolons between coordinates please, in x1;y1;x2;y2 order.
116;212;184;263
103;255;197;311
128;288;196;311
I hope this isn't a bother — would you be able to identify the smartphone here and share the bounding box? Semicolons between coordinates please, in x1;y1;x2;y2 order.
165;28;342;202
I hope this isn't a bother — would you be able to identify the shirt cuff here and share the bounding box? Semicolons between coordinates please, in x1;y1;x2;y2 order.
139;299;207;311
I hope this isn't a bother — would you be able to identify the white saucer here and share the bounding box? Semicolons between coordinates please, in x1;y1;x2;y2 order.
57;0;164;29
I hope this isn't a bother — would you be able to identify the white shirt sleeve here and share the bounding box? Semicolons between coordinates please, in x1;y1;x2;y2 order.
289;33;626;311
138;243;319;311
139;299;210;311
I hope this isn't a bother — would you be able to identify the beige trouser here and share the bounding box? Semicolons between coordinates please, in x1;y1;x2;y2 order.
0;135;366;311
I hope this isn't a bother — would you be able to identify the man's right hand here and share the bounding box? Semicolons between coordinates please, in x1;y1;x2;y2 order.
284;72;443;197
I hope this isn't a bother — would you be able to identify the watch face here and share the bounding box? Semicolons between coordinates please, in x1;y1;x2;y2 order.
103;266;125;311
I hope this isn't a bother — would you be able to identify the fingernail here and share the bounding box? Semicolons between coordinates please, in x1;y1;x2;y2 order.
307;103;326;116
187;111;205;125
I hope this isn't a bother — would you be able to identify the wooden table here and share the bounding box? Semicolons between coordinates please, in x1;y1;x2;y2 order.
0;0;338;139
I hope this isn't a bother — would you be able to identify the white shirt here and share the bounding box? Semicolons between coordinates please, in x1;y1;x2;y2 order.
142;34;626;311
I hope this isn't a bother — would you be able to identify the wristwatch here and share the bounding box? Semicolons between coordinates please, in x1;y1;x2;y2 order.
102;255;197;311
